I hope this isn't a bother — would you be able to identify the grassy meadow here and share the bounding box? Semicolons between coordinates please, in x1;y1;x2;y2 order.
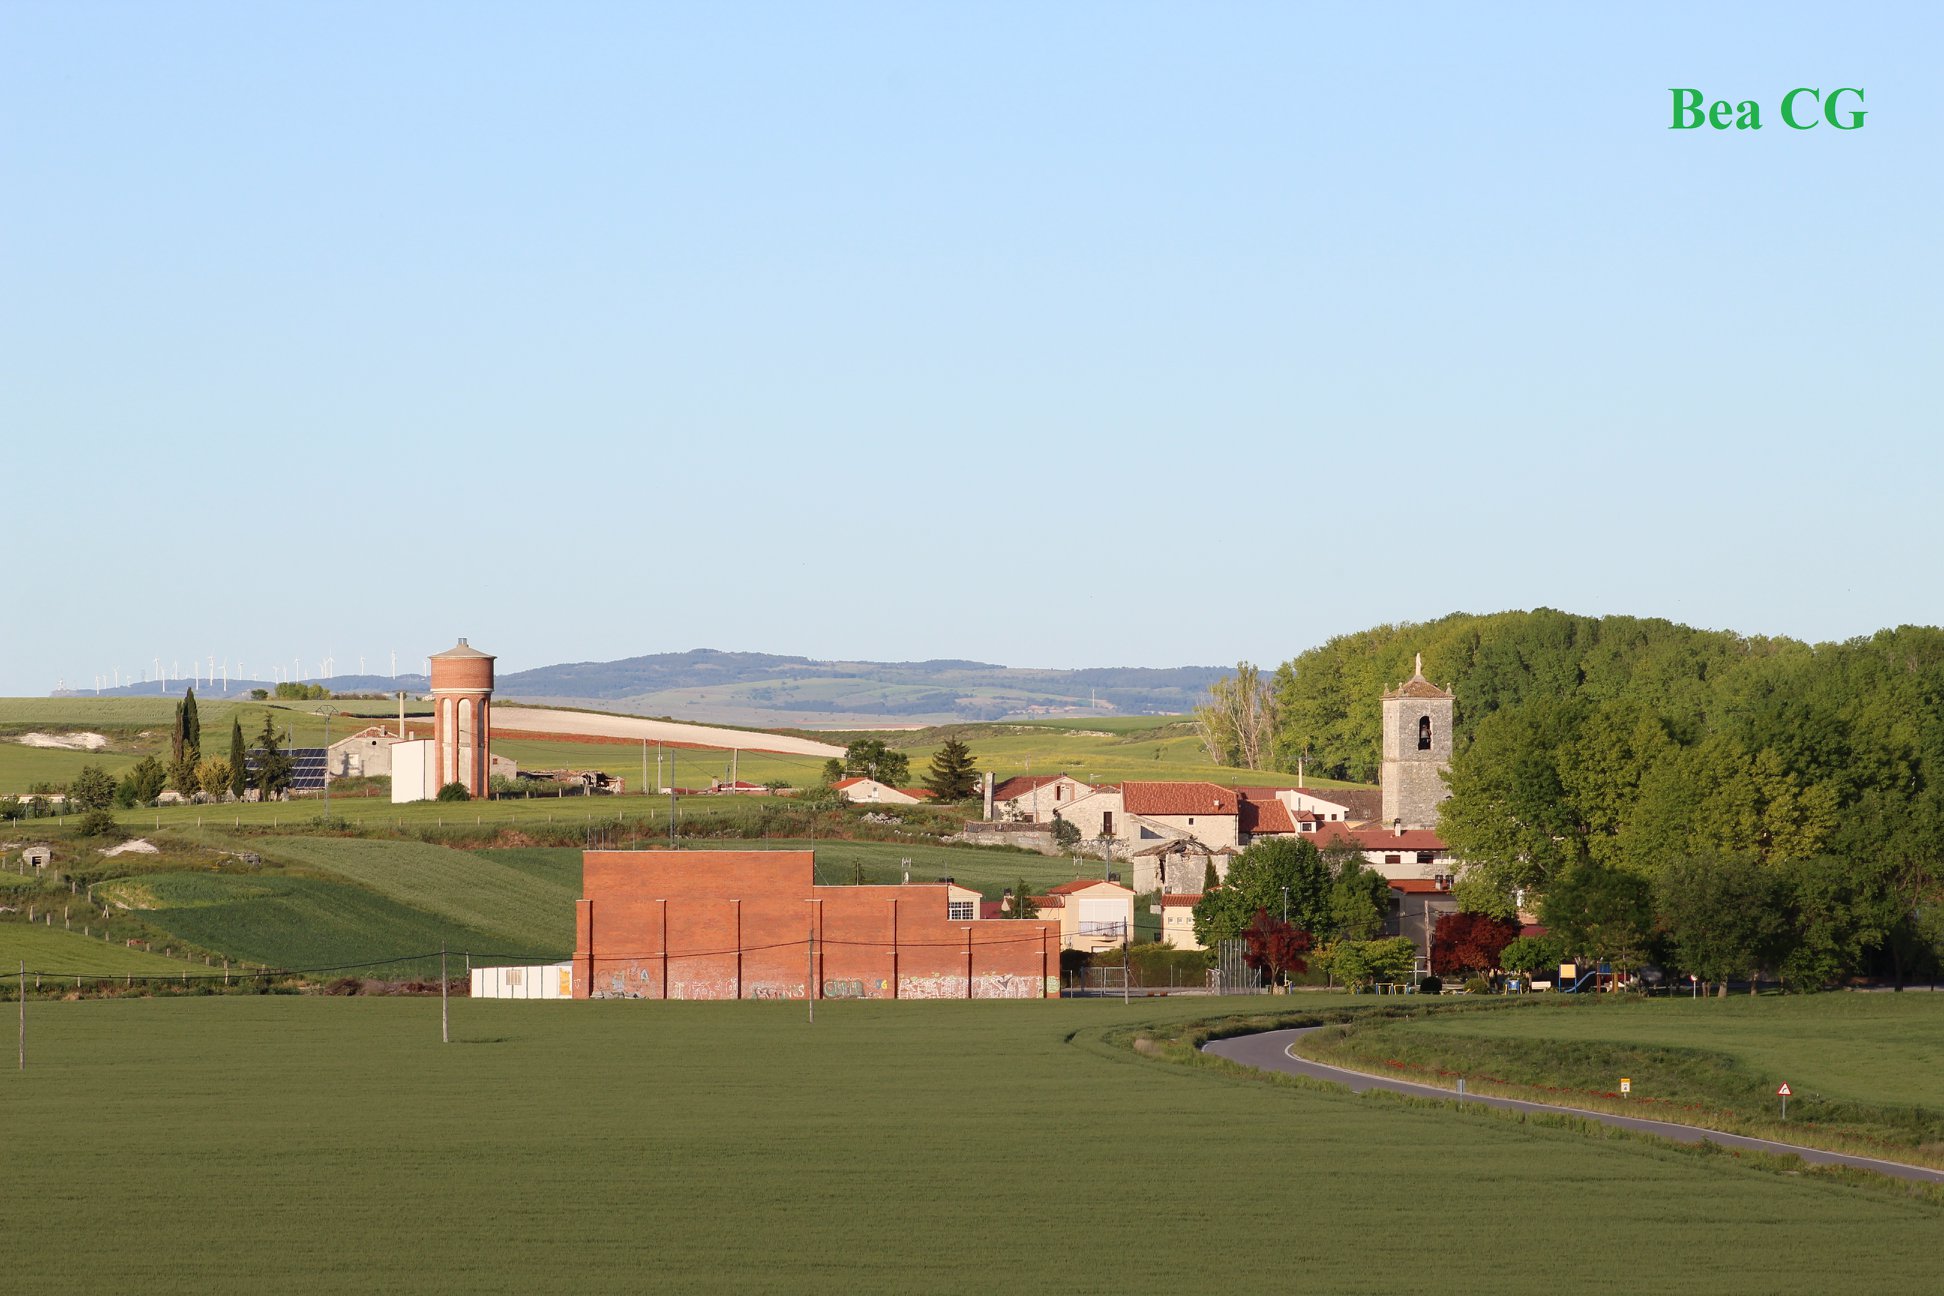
1297;993;1944;1167
0;696;1354;797
2;995;1939;1294
0;923;215;978
0;830;1102;980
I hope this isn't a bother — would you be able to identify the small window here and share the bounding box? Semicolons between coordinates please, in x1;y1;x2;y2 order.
947;901;975;921
1188;817;1195;826
1384;853;1401;865
1418;715;1432;751
1416;851;1434;865
1101;810;1114;834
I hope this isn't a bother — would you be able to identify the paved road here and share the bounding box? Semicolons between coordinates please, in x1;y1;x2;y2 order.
1204;1027;1944;1186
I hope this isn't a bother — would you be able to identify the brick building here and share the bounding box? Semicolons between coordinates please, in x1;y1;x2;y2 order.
573;850;1061;1000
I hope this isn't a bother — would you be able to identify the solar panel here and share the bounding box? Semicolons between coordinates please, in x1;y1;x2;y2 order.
246;747;329;792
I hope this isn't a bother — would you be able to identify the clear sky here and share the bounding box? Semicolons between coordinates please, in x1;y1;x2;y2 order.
3;3;1936;694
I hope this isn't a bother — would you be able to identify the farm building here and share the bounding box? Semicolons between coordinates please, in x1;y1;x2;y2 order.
573;850;1061;1000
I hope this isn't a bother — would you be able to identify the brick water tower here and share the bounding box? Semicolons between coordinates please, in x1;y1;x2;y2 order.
430;638;495;798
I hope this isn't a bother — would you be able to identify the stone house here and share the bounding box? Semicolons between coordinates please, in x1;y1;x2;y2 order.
990;773;1096;822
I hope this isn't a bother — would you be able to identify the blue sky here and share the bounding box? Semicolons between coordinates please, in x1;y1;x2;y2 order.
3;3;1936;694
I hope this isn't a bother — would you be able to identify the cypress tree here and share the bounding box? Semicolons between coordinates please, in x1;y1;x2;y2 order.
181;687;201;761
228;717;248;798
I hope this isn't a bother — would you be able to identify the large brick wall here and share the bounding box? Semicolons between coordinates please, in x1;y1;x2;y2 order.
573;850;1061;1000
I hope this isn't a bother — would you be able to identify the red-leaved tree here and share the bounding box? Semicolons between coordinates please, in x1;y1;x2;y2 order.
1242;908;1313;987
1431;912;1522;978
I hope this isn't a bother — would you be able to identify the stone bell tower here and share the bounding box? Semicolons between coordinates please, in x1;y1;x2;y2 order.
1380;653;1453;831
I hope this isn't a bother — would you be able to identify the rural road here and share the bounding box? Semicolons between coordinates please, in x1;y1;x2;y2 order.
1203;1027;1944;1186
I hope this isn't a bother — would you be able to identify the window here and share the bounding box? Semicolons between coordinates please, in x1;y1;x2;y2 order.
1187;817;1195;826
1416;851;1435;865
1418;715;1432;751
1101;810;1114;834
1384;853;1401;865
1055;785;1064;802
947;901;975;921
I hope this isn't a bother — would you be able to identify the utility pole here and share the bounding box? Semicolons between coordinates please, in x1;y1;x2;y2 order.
318;705;339;817
807;919;815;1025
17;961;23;1070
642;740;648;804
668;749;677;848
440;947;449;1044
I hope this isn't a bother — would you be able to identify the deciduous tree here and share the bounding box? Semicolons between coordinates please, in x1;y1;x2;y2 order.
1430;911;1521;979
1241;909;1312;986
842;738;909;786
1655;855;1787;995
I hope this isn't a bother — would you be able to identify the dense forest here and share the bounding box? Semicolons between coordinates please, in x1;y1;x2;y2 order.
1247;610;1944;987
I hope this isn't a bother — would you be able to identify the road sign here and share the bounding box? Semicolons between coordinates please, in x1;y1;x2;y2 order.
1776;1083;1791;1096
1777;1082;1791;1120
1620;1078;1631;1095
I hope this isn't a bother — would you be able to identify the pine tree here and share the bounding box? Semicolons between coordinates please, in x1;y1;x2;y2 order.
228;717;248;798
253;712;294;799
923;738;981;802
1202;859;1219;893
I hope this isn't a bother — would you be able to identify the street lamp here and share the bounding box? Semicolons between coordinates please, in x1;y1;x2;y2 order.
317;704;339;818
1281;886;1289;925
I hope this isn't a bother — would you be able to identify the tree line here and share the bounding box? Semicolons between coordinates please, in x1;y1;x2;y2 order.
1203;610;1944;988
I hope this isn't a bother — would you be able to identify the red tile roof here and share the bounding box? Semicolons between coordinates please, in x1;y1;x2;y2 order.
1314;823;1450;852
832;777;869;789
1121;781;1238;816
1158;893;1203;906
1387;879;1453;894
1238;793;1297;836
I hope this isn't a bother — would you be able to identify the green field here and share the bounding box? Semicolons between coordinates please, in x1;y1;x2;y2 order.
1;995;1938;1294
3;835;1091;979
0;923;213;978
1297;994;1944;1165
90;870;537;978
1;696;1351;800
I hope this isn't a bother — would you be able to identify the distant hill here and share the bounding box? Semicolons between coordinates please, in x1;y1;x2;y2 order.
58;650;1224;729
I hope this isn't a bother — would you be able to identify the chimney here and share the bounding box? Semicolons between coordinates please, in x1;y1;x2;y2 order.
1393;819;1403;838
982;770;994;821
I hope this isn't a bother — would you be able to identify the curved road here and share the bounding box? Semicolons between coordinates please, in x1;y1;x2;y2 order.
1204;1027;1944;1186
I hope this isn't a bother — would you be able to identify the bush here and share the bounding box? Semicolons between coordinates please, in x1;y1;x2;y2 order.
1463;976;1491;995
76;808;120;838
1050;817;1081;848
436;782;472;803
1416;974;1443;995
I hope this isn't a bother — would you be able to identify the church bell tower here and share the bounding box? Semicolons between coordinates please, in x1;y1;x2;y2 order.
1380;653;1454;831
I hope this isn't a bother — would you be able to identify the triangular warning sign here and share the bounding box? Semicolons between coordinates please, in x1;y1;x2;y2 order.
1776;1083;1792;1096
